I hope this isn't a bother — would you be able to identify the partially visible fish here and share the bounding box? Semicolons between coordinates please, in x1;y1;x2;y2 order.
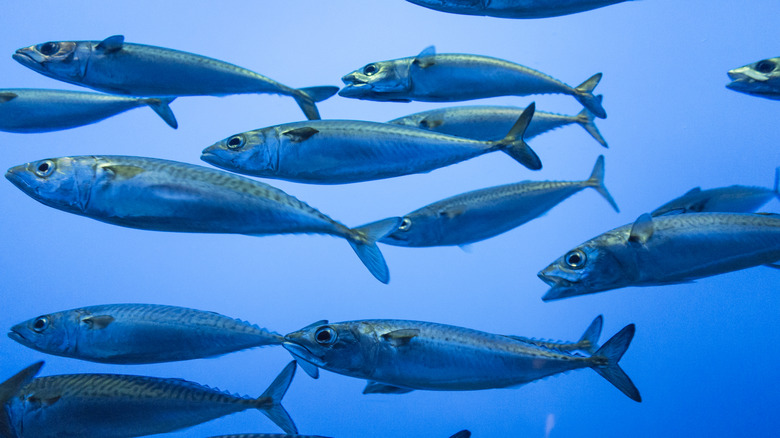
726;57;780;100
4;361;298;437
5;156;400;283
539;213;780;301
339;46;606;118
388;104;607;147
13;35;338;120
9;304;283;364
208;431;468;438
0;89;176;132
404;0;632;19
0;362;45;438
651;168;780;216
379;155;617;247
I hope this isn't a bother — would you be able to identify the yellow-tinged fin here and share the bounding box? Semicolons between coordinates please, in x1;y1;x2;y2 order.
142;97;178;129
381;328;420;347
574;73;607;119
348;217;402;284
81;315;115;329
628;213;654;245
591;324;641;402
101;164;146;181
586;155;619;213
495;102;542;171
363;381;414;394
258;361;298;434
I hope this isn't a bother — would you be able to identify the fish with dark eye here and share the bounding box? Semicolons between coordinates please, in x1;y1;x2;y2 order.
0;89;176;132
3;361;298;437
200;104;540;184
283;317;640;402
13;35;338;120
8;303;284;364
4;156;400;283
339;46;606;118
403;0;633;19
539;213;780;301
726;57;780;100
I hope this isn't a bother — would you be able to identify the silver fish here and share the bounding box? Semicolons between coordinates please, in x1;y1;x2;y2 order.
13;35;338;120
388;104;607;147
283;318;640;402
0;89;176;133
0;362;45;438
5;156;400;283
9;304;283;364
201;104;541;184
379;155;617;247
208;435;330;438
726;57;780;100
539;213;780;301
404;0;632;19
651;169;780;216
339;46;606;118
4;361;298;437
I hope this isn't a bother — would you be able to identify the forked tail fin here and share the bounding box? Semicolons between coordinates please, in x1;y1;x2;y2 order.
143;97;178;129
293;86;340;120
591;324;641;402
574;105;608;147
349;217;403;284
574;73;607;119
586;155;619;212
258;361;298;434
495;102;542;170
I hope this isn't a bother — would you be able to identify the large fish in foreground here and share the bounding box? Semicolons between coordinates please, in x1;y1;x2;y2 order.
404;0;632;19
0;89;176;133
339;46;606;118
282;318;640;402
5;156;400;283
726;57;780;100
9;304;283;364
2;361;298;437
13;35;338;120
379;155;618;247
201;104;541;184
539;213;780;301
0;362;45;438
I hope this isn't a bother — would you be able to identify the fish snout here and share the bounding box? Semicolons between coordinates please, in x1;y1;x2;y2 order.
13;48;44;67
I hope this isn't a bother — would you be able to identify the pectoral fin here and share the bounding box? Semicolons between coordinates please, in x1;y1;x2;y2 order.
96;35;124;53
628;213;654;245
0;92;18;103
281;127;319;143
100;164;146;181
764;263;780;269
81;315;115;329
381;329;419;347
363;381;414;394
296;359;320;379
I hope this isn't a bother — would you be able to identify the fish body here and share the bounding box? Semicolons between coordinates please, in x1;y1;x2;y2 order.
539;213;780;300
380;155;617;247
9;304;283;364
201;104;541;184
3;362;298;437
0;89;176;132
339;47;606;118
13;35;338;119
283;318;639;401
404;0;631;19
5;155;399;283
726;57;780;100
388;104;607;147
0;362;44;438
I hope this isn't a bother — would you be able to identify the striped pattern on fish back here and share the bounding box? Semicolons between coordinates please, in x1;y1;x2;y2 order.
425;180;583;212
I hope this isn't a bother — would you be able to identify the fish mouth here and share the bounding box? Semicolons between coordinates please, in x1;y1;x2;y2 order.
12;49;44;69
537;271;583;302
5;166;36;196
282;341;318;363
338;84;369;98
7;328;28;345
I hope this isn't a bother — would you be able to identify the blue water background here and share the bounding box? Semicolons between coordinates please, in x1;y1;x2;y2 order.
1;1;778;436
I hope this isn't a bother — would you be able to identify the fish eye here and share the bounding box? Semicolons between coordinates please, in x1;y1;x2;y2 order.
756;60;776;74
314;326;337;345
564;249;587;269
362;63;378;76
226;135;245;150
399;217;412;231
39;42;59;56
32;316;50;333
34;160;55;178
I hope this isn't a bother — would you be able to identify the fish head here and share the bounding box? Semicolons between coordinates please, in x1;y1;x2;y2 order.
13;39;91;84
9;311;79;357
201;129;275;175
283;320;373;375
380;211;443;247
339;59;413;101
6;156;98;215
726;57;780;97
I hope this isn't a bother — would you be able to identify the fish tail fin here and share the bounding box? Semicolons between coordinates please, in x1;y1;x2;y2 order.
576;315;604;354
591;324;641;402
142;97;178;129
293;86;340;120
575;105;608;148
773;167;780;201
495;102;542;170
585;155;619;213
257;361;298;434
348;217;402;284
574;73;607;119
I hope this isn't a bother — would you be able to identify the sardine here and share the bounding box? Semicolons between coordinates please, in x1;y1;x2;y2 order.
539;213;780;301
404;0;632;19
13;35;338;120
5;156;400;283
379;155;617;247
4;361;298;437
0;362;45;438
339;46;606;118
0;89;176;132
200;104;541;184
726;57;780;100
388;104;607;147
9;304;283;364
283;318;640;402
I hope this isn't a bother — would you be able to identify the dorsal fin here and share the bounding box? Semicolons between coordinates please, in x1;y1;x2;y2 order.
96;35;124;53
628;213;654;245
683;187;702;196
412;46;436;68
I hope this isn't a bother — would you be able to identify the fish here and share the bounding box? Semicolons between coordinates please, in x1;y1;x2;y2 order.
200;103;541;184
207;431;468;438
0;362;45;438
0;88;176;133
726;57;780;100
339;46;606;118
283;318;640;402
539;213;780;301
388;104;607;147
9;303;284;364
403;0;632;19
13;35;339;120
5;156;400;283
379;155;618;247
651;169;780;216
3;361;298;437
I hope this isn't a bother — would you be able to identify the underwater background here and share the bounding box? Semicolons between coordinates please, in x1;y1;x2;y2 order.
1;0;778;436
